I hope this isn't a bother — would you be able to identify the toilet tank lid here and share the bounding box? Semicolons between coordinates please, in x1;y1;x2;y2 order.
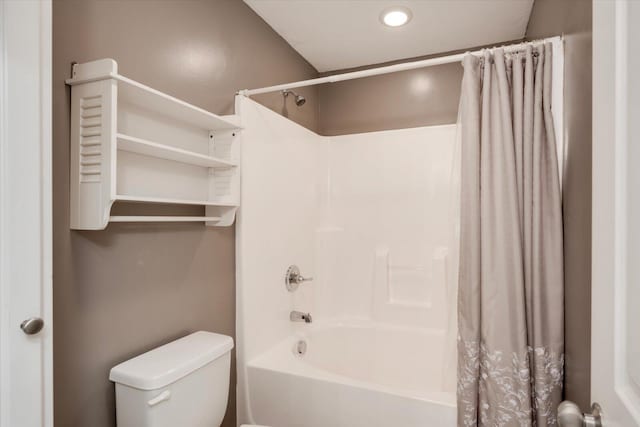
109;331;233;390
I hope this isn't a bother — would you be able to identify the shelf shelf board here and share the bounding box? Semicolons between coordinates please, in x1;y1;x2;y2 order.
115;75;241;131
110;216;221;223
115;194;238;207
116;133;236;168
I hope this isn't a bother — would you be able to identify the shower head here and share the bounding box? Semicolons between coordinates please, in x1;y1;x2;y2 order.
282;89;306;106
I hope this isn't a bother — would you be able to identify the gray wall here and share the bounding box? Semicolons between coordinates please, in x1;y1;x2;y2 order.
317;42;517;136
526;0;593;410
52;1;318;426
317;57;463;136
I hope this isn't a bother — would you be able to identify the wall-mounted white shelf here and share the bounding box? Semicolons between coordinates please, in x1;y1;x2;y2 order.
110;216;222;223
66;58;241;230
114;195;239;207
117;134;237;169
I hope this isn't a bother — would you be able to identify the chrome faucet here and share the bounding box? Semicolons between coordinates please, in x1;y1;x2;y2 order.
285;265;313;292
290;311;312;323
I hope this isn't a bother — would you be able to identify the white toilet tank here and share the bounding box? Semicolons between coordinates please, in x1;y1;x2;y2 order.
109;331;234;427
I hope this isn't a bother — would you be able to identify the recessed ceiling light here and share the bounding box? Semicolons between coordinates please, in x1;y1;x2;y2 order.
380;7;412;27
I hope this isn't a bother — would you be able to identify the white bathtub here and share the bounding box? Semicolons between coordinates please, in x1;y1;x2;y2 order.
245;321;456;427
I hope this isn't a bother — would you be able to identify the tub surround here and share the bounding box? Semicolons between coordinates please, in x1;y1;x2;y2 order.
236;96;456;426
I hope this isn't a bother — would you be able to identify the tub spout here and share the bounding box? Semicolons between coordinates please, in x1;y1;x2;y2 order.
290;311;312;323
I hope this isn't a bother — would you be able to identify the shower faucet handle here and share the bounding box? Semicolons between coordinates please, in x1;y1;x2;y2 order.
285;265;313;292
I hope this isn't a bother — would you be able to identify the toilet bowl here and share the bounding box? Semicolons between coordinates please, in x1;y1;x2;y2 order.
110;331;234;427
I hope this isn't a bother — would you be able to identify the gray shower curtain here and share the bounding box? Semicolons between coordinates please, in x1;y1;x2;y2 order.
456;43;564;426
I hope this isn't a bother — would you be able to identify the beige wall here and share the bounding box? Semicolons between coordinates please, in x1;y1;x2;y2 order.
526;0;593;410
52;1;318;426
316;41;525;136
317;58;462;136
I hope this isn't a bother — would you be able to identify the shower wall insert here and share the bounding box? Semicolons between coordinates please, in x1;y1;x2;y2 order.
235;36;563;427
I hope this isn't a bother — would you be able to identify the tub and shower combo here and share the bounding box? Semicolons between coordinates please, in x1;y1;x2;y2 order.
232;30;567;425
236;95;458;426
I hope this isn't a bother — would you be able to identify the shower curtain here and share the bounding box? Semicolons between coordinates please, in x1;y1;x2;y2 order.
456;43;564;426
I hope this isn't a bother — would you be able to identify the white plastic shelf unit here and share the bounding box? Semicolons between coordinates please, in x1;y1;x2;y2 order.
66;58;241;230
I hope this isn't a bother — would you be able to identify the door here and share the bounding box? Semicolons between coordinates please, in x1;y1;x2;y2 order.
592;0;640;425
0;1;53;427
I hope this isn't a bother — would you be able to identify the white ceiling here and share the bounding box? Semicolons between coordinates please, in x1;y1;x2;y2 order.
244;0;535;72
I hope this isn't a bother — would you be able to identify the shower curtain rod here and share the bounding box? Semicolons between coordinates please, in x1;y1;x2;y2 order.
238;36;561;97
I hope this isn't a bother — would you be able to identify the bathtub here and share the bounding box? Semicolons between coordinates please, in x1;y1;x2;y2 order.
245;320;456;427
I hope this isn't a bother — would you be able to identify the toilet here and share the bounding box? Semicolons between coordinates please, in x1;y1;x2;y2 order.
109;331;234;427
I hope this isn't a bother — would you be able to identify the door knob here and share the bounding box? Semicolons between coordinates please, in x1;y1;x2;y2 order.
558;401;602;427
20;317;44;335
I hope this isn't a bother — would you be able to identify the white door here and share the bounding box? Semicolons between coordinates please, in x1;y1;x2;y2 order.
592;0;640;426
0;1;53;427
